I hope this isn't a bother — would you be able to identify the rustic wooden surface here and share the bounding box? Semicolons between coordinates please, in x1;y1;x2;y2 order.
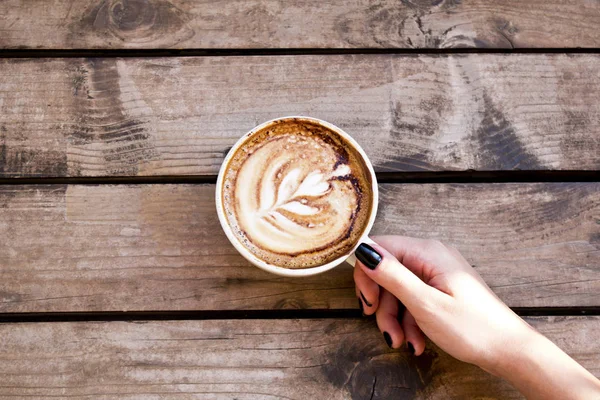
1;183;597;313
1;2;599;398
1;54;599;177
0;317;597;399
1;0;600;49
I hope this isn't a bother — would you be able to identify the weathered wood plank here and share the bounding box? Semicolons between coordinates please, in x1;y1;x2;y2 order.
0;317;597;399
0;54;598;177
0;183;597;312
1;0;600;49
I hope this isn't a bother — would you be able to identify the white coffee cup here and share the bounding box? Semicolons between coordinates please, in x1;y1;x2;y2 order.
215;116;378;277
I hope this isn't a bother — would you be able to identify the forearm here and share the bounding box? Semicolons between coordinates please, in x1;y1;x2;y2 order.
488;328;600;400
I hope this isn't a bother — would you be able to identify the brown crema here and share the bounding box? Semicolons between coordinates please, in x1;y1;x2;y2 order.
221;118;373;269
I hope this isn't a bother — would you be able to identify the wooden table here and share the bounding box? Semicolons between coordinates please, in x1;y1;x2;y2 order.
1;1;599;398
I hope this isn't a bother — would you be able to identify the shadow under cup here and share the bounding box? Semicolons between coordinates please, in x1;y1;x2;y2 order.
215;116;379;277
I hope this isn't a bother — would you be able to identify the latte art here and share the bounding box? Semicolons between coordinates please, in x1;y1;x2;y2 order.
221;119;373;269
237;139;356;254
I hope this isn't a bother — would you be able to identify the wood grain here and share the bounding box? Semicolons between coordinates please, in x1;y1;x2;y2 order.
0;183;597;313
0;54;599;177
0;317;598;399
1;0;599;49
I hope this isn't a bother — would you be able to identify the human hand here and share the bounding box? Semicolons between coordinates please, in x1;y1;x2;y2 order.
354;236;535;370
354;236;600;399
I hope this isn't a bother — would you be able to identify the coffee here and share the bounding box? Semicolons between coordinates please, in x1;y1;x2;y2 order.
221;118;374;269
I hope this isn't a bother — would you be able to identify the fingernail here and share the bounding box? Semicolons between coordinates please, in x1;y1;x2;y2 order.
359;291;372;307
407;341;415;355
383;331;393;348
358;298;364;314
355;243;382;270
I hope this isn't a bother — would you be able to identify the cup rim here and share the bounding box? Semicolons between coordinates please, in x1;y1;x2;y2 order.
215;116;379;277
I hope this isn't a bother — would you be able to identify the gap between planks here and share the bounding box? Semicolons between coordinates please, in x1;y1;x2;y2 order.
0;171;598;186
2;48;600;59
1;307;599;324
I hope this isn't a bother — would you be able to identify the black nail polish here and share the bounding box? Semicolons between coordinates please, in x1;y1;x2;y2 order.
407;341;415;355
355;243;382;270
383;331;393;348
358;298;364;314
359;291;372;307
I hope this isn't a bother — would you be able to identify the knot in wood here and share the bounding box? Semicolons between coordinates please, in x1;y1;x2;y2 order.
81;0;193;45
321;324;437;399
108;0;158;32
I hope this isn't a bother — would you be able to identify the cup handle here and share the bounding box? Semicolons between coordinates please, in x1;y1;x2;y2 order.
345;237;378;268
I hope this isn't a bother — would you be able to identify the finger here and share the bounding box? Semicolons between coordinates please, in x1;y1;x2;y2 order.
402;310;426;356
354;265;379;315
371;236;443;279
373;236;478;297
355;242;447;312
375;289;404;349
372;236;470;280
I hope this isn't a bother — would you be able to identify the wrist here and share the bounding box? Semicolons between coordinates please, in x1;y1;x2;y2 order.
469;308;542;379
482;324;543;379
480;321;600;400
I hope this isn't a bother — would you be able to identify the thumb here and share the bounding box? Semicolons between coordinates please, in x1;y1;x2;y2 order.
354;242;444;311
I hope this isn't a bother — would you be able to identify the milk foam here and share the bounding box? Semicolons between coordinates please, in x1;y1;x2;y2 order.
222;120;372;269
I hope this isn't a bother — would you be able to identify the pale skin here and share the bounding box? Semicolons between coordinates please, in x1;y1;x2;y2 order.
354;236;600;400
